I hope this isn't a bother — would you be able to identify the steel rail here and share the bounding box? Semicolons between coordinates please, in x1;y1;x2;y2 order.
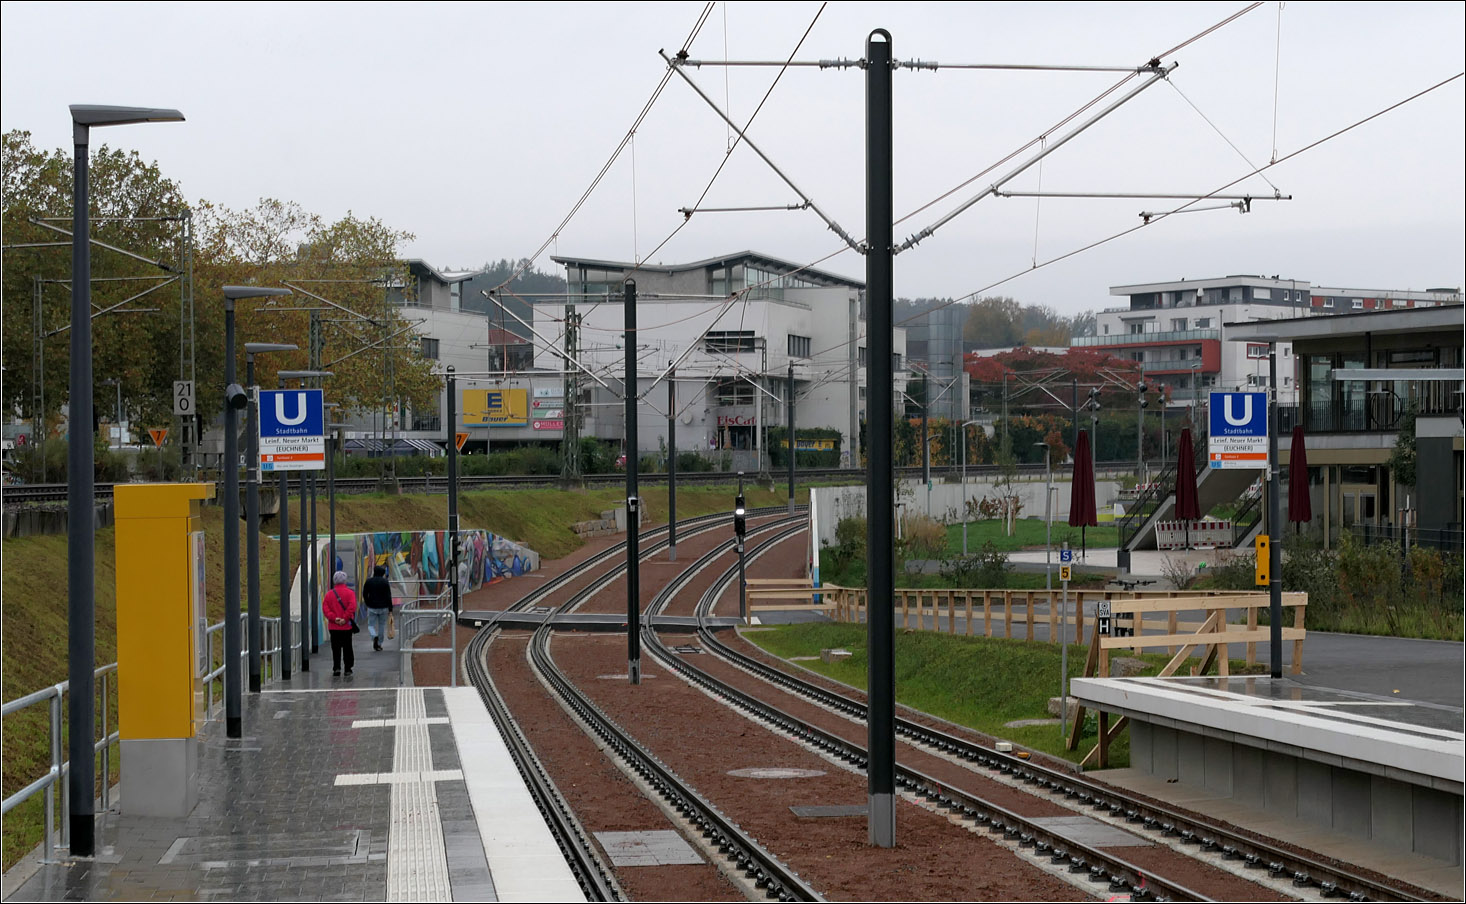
455;508;800;900
528;513;823;902
633;529;1208;901
677;537;1433;903
3;461;1141;504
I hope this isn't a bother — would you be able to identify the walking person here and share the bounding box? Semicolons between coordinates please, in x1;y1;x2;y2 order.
362;565;393;652
323;571;358;677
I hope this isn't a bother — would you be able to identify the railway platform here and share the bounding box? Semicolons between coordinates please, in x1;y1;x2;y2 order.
1;644;583;903
1072;674;1465;898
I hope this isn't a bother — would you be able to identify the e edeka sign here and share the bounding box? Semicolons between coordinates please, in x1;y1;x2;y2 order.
464;388;528;427
1208;391;1268;469
259;389;325;471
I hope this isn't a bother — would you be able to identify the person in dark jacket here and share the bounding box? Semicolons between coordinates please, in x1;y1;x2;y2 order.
323;571;358;677
362;565;393;651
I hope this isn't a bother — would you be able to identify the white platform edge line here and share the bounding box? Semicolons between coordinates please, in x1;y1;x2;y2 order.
443;686;587;903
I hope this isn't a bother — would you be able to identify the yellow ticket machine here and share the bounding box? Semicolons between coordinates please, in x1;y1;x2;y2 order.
114;482;212;816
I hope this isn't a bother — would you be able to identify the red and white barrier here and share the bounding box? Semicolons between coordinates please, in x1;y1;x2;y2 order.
1155;519;1233;550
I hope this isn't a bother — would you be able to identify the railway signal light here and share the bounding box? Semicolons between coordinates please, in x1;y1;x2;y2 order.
734;491;747;539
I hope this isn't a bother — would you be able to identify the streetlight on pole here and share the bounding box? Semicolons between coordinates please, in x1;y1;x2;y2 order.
1136;379;1149;484
735;473;747;622
960;419;981;556
244;340;298;696
66;103;183;857
276;369;332;678
1036;442;1053;599
221;287;291;739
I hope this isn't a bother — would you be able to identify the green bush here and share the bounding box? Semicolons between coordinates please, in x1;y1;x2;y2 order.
579;438;616;474
940;541;1012;587
675;451;714;472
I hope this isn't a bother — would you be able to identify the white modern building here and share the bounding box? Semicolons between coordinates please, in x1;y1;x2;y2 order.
539;251;907;469
1074;275;1461;412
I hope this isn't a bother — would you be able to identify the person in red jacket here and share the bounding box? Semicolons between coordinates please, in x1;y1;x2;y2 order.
323;570;358;677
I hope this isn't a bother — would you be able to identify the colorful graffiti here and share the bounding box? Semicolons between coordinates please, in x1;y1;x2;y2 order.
345;529;539;606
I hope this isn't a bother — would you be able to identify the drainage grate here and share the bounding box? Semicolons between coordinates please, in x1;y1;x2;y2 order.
1028;816;1152;847
672;645;703;654
160;830;368;868
727;767;826;779
790;804;867;818
594;830;704;866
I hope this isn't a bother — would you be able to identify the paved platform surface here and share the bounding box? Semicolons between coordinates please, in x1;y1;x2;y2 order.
2;638;582;903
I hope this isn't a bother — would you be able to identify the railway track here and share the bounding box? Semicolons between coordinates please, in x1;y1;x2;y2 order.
2;460;1136;503
638;531;1436;904
461;508;812;901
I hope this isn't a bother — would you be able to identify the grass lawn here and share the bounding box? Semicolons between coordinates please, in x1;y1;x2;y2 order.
945;519;1119;555
742;622;1264;767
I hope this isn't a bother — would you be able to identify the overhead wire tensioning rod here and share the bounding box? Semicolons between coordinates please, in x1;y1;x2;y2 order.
660;47;862;252
673;58;1151;73
895;61;1178;253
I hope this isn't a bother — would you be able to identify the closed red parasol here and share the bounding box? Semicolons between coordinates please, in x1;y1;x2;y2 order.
1068;430;1098;558
1288;425;1312;529
1174;428;1201;549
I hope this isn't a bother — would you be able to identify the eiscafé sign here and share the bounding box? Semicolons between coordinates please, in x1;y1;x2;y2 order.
717;414;756;427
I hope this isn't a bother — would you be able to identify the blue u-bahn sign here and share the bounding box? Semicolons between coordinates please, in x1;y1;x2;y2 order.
258;389;325;471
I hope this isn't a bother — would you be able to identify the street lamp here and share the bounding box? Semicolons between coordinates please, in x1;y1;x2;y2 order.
221;288;291;739
960;419;981;556
1136;380;1149;484
1035;442;1053;599
244;340;298;695
67;103;183;857
735;474;748;621
276;369;332;677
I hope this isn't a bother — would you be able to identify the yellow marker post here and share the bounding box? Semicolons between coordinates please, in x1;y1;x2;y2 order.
114;482;212;816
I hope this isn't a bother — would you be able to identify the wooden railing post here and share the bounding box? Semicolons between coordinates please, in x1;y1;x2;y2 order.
1003;590;1013;638
964;590;973;636
983;591;993;637
1026;591;1035;641
1246;605;1258;666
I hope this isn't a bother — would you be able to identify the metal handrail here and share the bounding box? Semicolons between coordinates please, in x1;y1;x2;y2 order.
397;587;457;687
1230;487;1265;546
2;664;119;862
5;612;297;863
1116;439;1207;549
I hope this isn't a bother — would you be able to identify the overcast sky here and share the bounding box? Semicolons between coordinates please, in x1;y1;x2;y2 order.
3;2;1462;314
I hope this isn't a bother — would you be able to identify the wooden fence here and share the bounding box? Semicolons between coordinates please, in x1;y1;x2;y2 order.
818;585;1305;671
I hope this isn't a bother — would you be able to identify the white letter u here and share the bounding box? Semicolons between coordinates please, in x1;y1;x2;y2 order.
1223;395;1252;426
275;393;308;425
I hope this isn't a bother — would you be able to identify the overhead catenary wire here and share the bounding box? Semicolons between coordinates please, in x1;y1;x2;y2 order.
1166;79;1282;193
895;62;1178;253
1271;1;1285;163
491;3;716;294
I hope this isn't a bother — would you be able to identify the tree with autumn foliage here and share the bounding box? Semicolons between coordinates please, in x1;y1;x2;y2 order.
2;130;192;435
191;199;437;418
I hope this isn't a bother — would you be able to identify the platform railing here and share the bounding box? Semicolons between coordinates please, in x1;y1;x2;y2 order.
397;585;457;687
1;664;120;862
5;613;299;864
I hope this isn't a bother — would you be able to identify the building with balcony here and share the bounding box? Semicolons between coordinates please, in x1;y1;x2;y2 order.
1078;275;1322;409
1227;306;1463;544
1080;277;1462;412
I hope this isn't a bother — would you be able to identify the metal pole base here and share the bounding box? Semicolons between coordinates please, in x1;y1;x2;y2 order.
628;660;641;685
249;674;261;694
227;716;241;739
69;814;94;858
868;792;895;848
668;544;676;563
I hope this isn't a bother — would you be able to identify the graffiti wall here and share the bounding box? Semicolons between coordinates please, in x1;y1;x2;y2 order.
331;529;539;606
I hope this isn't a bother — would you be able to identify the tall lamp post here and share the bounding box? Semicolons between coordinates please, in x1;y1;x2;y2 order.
66;104;184;857
1036;442;1053;598
244;340;298;695
221;288;291;739
276;369;332;677
1136;380;1149;484
960;419;981;556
